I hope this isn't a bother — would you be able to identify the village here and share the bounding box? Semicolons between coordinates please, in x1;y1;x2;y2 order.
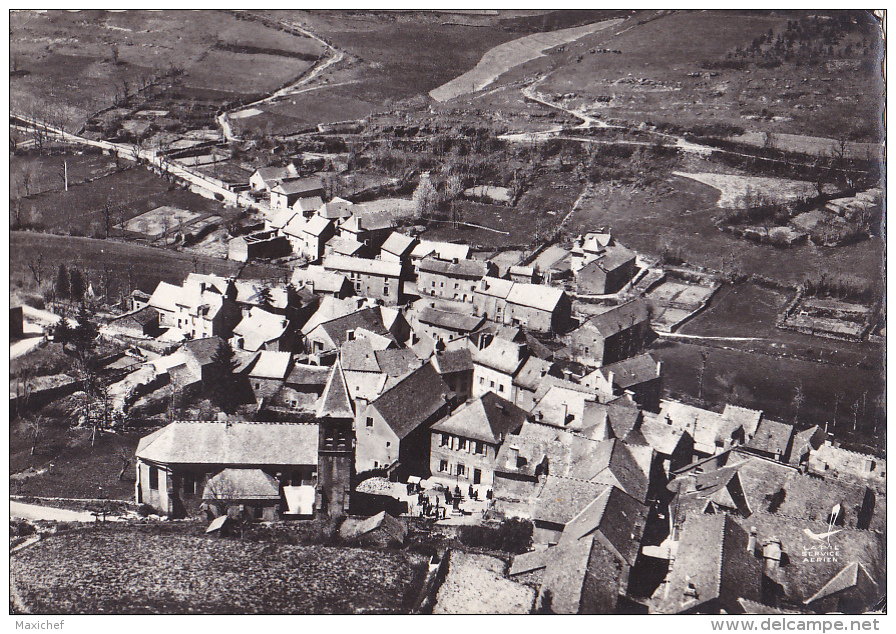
9;8;884;618
11;166;886;615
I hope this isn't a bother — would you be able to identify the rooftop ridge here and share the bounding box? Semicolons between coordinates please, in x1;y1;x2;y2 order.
747;509;882;534
714;515;727;598
814;443;884;461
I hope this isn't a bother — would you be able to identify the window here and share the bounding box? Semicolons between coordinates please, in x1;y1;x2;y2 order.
490;381;495;388
149;466;159;490
458;438;467;451
440;460;448;472
182;474;196;495
432;281;436;287
479;377;485;384
457;463;465;477
374;461;379;468
383;285;389;296
454;283;459;289
366;417;374;428
441;433;449;447
498;384;504;393
475;441;485;455
386;442;391;447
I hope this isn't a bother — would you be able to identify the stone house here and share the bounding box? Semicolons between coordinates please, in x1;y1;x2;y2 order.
354;363;453;477
323;254;404;306
417;257;495;303
562;300;652;367
429;392;529;488
135;420;320;519
269;177;325;210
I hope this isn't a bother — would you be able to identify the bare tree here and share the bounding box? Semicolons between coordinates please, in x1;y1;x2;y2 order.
26;249;45;286
22;416;45;456
101;201;118;238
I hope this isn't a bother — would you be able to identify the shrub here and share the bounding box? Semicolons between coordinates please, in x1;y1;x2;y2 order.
457;518;533;554
137;503;155;517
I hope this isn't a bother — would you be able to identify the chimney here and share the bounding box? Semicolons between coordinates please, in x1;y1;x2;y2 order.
763;538;782;575
747;526;758;554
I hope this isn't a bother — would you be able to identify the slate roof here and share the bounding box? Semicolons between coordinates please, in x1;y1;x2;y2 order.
293;196;324;213
639;420;690;456
374;348;420;378
312;307;392;349
203;468;280;499
532;476;610;526
232;308;289;352
475;276;514;299
410;239;470;262
326;237;367;257
136;421;319;465
112;306;160;329
418;257;489;279
248;350;292;379
148;281;186;313
652;513;762;614
579;244;636;274
180;336;226;367
746;419;795;457
531;244;570;272
324;254;402;278
431;392;528;444
513;356;557;391
431;348;474;375
599;353;660;389
316;360;355;419
557;485;648;567
418;307;484;333
472;337;527;375
506;283;565;313
586;300;650;337
567;439;651;502
291;266;350;295
233;282;289;310
340;338;381;373
789;425;825;466
285;363;331;387
380;231;416;257
722;404;764;439
369;363;451;439
302;215;333;237
271;177;324;196
536;536;597;614
253;165;298;185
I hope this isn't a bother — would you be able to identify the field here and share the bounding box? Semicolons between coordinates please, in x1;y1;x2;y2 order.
233;10;524;133
674;172;827;208
123;206;200;237
533;10;884;141
10;151;117;198
10;232;288;300
10;10;327;128
10;157;233;237
12;531;427;614
652;281;885;451
430;18;624;102
567;175;883;286
432;551;534;614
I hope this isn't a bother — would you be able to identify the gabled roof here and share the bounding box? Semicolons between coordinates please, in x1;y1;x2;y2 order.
233;282;289;310
369;364;451;439
285;363;331;387
232;307;289;352
380;232;416;257
302;215;333;237
431;392;528;444
148;281;187;313
310;307;393;349
567;438;651;502
475;276;514;299
112;306;160;328
418;307;485;333
316;360;355;419
375;348;420;378
340;337;381;373
344;370;390;402
506;283;566;313
271;177;324;196
136;421;319;465
324;254;402;278
203;468;280;499
419;257;490;279
532;476;609;526
326;237;367;257
268;207;300;230
746;419;794;457
600;353;660;389
472;337;527;375
410;239;470;262
431;348;474;375
293;196;324;213
536;536;598;614
247;350;291;379
578;244;636;274
512;356;557;391
639;419;689;456
291;266;350;295
558;485;648;566
180;336;226;367
722;404;763;439
316;197;354;220
342;210;397;232
585;300;650;337
652;513;762;614
253;164;298;185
